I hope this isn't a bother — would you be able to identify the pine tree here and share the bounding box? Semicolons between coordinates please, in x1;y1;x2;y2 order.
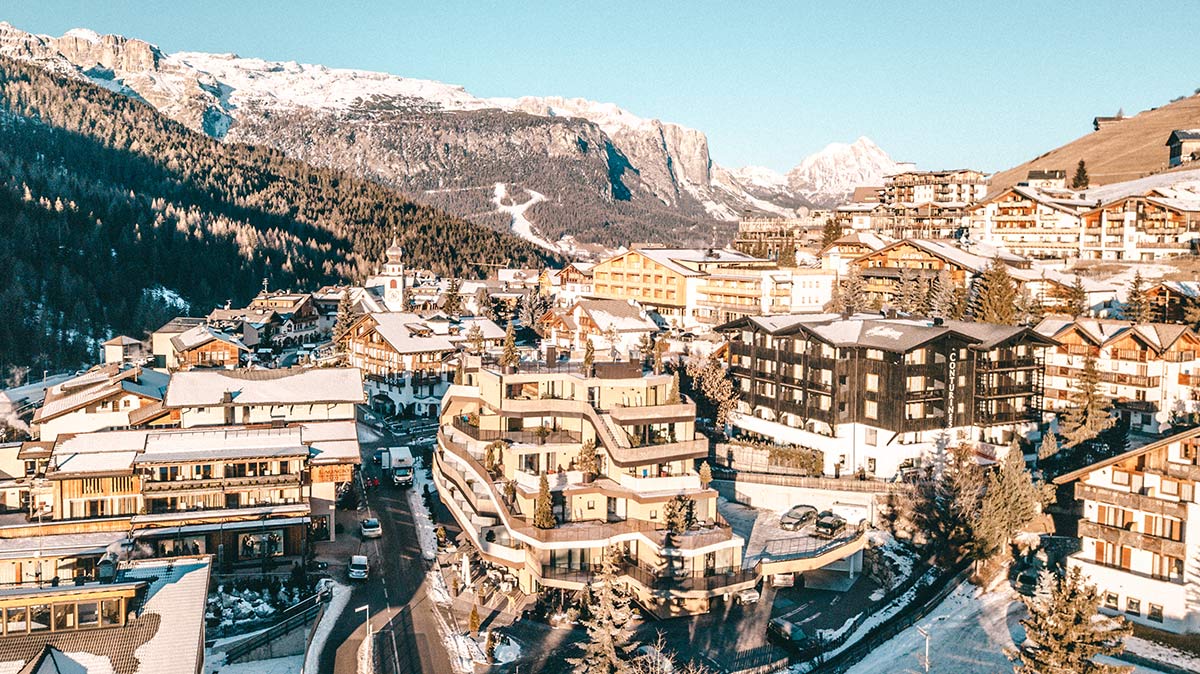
685;353;737;426
331;291;356;356
929;269;957;320
1052;279;1088;317
1037;432;1059;464
698;460;713;489
583;339;595;376
1125;272;1150;323
1059;352;1116;448
1071;159;1090;190
1012;567;1130;674
973;451;1042;561
897;267;924;315
533;473;556;529
652;338;666;375
840;265;867;314
567;546;635;674
500;321;519;368
474;286;496;320
453;357;464;385
443;278;463;317
576;439;598;475
1016;286;1045;325
667;370;681;404
972;259;1018;325
484;630;497;662
778;236;799;267
903;444;983;567
468;602;481;634
821;219;842;248
1099;416;1130;456
466;322;485;355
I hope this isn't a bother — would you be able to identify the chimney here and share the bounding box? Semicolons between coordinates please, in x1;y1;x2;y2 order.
933;317;945;326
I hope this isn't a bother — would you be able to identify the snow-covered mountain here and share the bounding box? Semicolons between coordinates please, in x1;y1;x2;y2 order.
0;22;900;249
787;137;900;206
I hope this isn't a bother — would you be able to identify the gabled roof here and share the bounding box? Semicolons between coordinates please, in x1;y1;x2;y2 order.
1147;280;1200;299
363;313;457;354
854;238;1002;275
1167;129;1200;144
570;299;658;334
1054;424;1200;484
618;247;766;277
169;325;249;354
34;365;169;424
102;335;142;347
1033;317;1196;353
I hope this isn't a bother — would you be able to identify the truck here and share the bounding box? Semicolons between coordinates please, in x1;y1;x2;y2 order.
388;446;415;487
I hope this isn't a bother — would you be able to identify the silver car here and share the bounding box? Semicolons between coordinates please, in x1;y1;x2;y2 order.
779;505;818;531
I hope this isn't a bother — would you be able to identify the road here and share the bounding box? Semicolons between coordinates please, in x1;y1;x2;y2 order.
318;420;453;674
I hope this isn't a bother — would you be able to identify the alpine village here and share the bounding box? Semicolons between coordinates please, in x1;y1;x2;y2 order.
3;12;1200;674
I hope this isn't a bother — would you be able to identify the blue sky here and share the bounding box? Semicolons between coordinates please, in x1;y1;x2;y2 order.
6;2;1199;173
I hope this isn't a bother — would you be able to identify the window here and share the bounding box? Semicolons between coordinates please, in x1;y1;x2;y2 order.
866;349;884;361
864;401;878;420
77;602;99;628
1104;592;1118;610
1126;598;1140;616
1111;470;1131;486
865;373;879;392
100;599;121;627
53;604;75;631
1161;479;1179;496
28;605;49;632
5;607;26;634
865;429;878;446
1147;604;1164;623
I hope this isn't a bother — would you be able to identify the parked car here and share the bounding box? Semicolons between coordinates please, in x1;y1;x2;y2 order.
779;505;818;531
770;573;795;588
372;449;385;465
734;588;760;605
360;518;383;539
813;511;847;539
768;617;815;649
348;555;369;581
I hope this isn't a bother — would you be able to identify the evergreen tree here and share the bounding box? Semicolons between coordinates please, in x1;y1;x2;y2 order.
1099;416;1130;456
331;291;356;356
821;219;842;248
1037;432;1059;464
667;370;682;404
567;546;635;674
519;291;550;330
533;473;556;529
468;603;481;634
466;323;485;355
583;339;595;376
1071;159;1090;190
928;269;958;320
778;236;799;267
972;259;1018;325
474;286;496;320
652;337;666;375
903;444;983;567
698;460;713;489
1059;352;1116;448
443;278;463;316
1012;567;1130;674
897;267;924;315
576;439;599;475
663;495;697;534
500;321;519;368
1052;279;1088;317
973;451;1042;561
840;265;867;314
453;357;464;385
1185;296;1200;330
1125;272;1151;323
484;630;497;663
685;353;738;427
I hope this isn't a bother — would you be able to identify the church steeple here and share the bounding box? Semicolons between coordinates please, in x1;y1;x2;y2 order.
386;237;403;265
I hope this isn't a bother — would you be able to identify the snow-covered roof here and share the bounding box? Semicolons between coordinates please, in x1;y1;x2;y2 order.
124;557;210;674
137;426;309;464
1034;317;1194;352
573;299;658;333
368;313;458;354
720;314;1053;352
35;365;170;423
630;247;766;277
455;317;505;341
169;324;248;353
1150;280;1200;298
164;367;364;407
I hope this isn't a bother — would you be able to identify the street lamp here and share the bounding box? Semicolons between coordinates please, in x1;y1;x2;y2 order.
355;604;371;668
916;625;930;673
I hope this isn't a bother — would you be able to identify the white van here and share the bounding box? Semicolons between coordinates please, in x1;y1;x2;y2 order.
348;554;369;581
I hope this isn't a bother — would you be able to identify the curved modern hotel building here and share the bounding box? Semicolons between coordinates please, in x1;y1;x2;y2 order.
433;356;751;617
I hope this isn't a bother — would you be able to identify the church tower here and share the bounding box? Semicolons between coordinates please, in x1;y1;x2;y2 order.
382;237;406;310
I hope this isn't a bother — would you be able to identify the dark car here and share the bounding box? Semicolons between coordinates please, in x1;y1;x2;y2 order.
813;511;847;539
779;505;818;531
372;449;385;465
768;617;815;649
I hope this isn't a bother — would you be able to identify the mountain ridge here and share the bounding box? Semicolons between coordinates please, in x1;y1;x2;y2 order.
0;22;900;250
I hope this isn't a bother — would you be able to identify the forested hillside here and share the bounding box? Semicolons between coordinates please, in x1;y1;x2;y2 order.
0;57;556;379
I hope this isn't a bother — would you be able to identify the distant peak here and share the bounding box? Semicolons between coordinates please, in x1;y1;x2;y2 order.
62;28;102;44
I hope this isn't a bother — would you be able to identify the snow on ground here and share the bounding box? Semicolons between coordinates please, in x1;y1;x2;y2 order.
491;634;522;664
206;654;303;674
356;423;382;444
301;581;352;674
1125;636;1200;672
407;456;439;560
492;183;556;253
427;567;453;606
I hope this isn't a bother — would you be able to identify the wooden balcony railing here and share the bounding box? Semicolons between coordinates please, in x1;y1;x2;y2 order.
1074;482;1187;519
1077;519;1186;559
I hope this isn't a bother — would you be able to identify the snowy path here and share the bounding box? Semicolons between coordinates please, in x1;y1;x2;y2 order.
842;584;1169;674
492;182;554;252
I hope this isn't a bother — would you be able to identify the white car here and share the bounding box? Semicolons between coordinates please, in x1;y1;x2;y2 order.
360;518;383;539
348;555;369;581
734;588;760;605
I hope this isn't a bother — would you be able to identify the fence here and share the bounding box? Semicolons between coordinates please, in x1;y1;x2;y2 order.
797;561;972;673
223;588;329;664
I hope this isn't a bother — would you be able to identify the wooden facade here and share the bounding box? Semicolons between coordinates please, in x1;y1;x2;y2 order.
590;250;688;310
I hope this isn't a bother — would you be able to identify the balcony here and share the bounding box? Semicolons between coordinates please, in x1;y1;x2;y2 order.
142;473;301;493
1074;482;1187;519
609;401;696;424
451;416;583;445
1077;519;1186;559
617;472;701;492
539;562;757;594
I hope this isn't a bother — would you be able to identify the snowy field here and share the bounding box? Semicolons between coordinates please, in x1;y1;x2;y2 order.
841;584;1170;674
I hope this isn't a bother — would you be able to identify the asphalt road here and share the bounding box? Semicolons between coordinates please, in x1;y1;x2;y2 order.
318;423;453;674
